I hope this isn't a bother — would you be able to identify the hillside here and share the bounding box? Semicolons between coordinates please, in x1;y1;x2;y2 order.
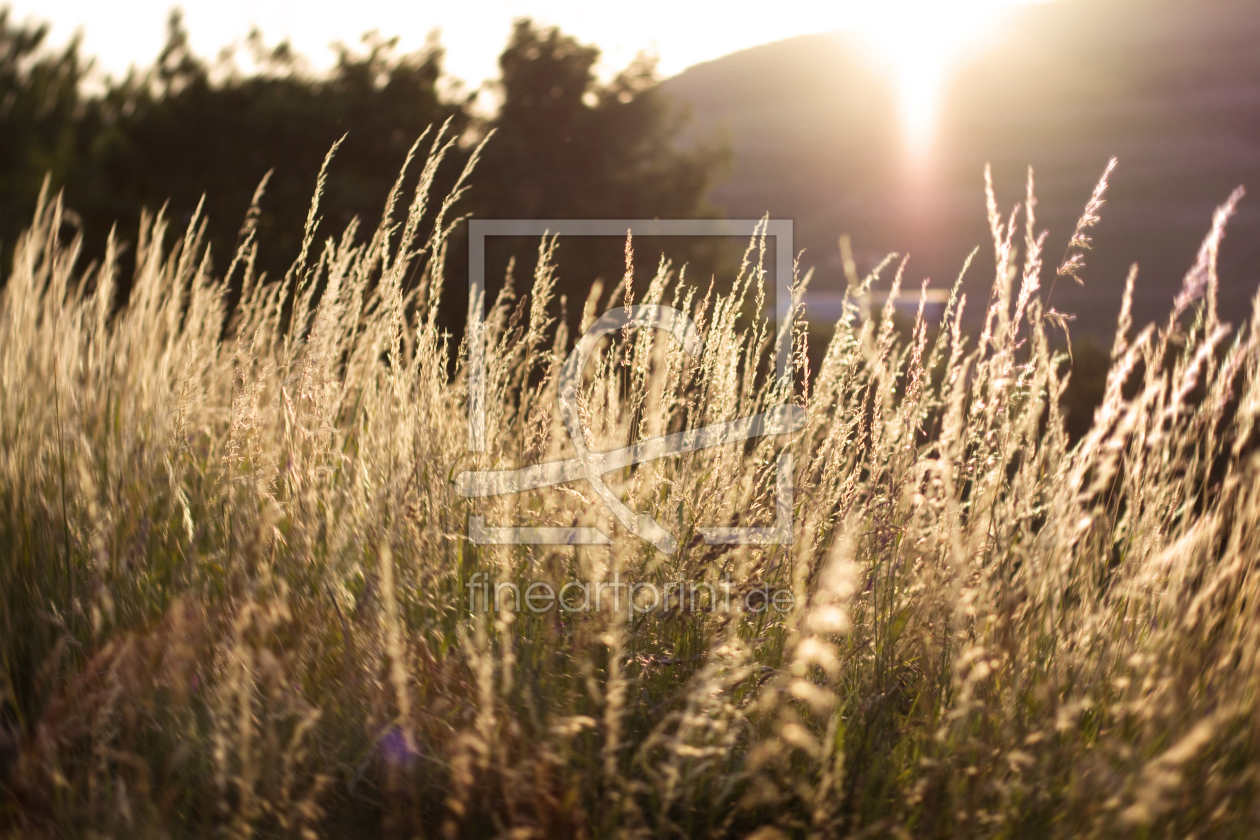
662;0;1260;336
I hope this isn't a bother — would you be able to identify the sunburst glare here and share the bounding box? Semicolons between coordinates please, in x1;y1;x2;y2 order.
848;0;1034;158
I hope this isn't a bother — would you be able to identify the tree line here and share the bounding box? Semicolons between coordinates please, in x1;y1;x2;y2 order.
0;9;728;330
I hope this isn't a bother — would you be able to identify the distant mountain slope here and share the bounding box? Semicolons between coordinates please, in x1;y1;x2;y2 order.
662;0;1260;336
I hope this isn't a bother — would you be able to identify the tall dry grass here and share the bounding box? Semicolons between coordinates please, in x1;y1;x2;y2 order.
1;127;1258;838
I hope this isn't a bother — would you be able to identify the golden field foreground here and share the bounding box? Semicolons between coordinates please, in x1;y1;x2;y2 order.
1;129;1259;838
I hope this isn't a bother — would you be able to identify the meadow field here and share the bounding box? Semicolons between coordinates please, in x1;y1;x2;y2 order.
1;128;1258;838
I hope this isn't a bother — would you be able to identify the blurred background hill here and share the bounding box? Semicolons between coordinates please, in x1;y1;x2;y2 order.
664;0;1260;335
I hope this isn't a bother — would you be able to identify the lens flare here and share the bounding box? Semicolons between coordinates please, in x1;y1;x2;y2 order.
847;1;1029;158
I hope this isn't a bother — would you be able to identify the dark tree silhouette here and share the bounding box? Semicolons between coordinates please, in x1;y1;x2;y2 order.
476;18;719;220
0;10;93;259
0;11;726;337
466;19;729;329
80;11;469;291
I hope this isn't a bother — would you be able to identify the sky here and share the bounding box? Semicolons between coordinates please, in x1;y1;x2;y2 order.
15;0;1046;146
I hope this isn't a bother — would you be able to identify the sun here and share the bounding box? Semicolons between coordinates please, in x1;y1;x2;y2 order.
846;0;1035;159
